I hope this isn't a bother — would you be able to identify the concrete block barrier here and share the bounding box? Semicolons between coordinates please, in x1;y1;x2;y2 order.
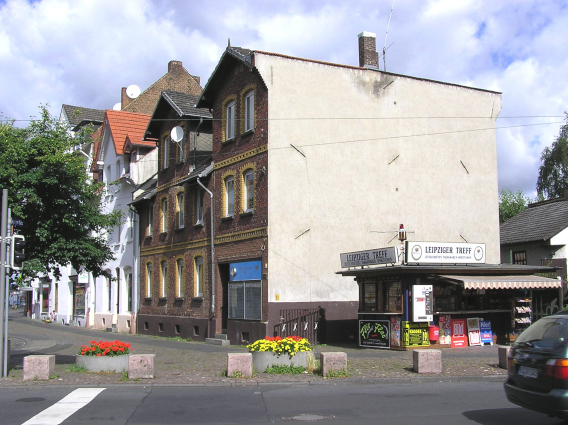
320;352;347;376
227;353;252;377
23;355;55;381
413;349;442;374
498;345;510;369
128;354;155;379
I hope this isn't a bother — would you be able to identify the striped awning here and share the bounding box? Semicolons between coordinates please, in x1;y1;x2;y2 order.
438;275;562;290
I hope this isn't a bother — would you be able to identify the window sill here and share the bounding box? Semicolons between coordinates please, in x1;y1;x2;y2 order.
192;296;203;301
176;160;185;166
175;227;185;233
221;216;234;222
194;221;204;228
158;297;167;301
145;234;153;239
241;129;254;137
160;231;168;236
222;138;235;146
144;297;152;301
174;297;184;301
240;210;254;218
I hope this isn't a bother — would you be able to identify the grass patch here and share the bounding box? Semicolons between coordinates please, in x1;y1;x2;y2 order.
325;368;350;378
118;371;129;381
66;364;88;373
265;364;306;374
166;336;193;342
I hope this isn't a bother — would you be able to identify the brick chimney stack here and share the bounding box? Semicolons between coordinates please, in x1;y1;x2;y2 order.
121;87;132;109
168;60;183;73
358;31;379;69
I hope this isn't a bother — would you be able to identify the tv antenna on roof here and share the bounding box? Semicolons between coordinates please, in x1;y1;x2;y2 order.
382;0;396;72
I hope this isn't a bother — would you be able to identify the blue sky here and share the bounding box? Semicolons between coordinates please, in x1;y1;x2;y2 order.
0;0;567;197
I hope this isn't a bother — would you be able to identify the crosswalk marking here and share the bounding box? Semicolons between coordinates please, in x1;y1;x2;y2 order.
22;388;106;425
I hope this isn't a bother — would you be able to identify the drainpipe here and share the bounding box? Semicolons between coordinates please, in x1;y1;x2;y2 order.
197;177;214;316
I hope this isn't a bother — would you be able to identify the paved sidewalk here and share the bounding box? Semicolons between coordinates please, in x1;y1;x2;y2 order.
1;309;507;387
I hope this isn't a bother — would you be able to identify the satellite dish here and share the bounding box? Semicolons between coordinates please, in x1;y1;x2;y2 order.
126;84;141;99
170;126;184;143
113;103;121;111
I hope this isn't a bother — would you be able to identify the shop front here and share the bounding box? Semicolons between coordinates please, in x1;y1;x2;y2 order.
339;241;563;350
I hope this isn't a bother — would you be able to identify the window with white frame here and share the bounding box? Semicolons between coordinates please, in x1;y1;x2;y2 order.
116;160;121;180
147;203;153;236
245;91;254;132
195;256;203;297
124;268;132;312
176;258;184;297
225;176;234;217
196;189;204;225
163;136;170;169
146;263;153;297
226;101;235;140
160;260;168;298
161;198;168;233
106;275;112;312
115;267;120;314
243;169;254;212
176;192;185;229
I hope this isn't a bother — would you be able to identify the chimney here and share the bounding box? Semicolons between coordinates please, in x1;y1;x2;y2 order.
121;87;133;109
168;60;183;73
358;31;379;69
191;75;201;86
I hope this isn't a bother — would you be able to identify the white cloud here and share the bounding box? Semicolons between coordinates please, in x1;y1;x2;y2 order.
0;0;566;197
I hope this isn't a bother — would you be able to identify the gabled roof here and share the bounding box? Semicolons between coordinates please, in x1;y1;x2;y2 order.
145;91;212;140
61;104;104;128
104;110;154;155
500;195;568;245
196;45;500;108
121;62;202;115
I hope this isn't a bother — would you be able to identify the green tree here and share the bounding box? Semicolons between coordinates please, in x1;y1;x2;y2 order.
537;115;568;199
0;106;120;281
499;188;530;223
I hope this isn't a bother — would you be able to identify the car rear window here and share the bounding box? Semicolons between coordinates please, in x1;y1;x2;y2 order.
516;317;568;349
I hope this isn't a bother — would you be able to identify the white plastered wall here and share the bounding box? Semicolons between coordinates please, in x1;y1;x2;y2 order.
255;54;502;303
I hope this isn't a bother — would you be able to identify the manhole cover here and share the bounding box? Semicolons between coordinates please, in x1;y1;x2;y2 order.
16;397;45;403
282;414;334;422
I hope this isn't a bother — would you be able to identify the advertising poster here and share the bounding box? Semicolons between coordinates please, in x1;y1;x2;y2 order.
467;318;482;346
359;320;390;349
480;320;493;344
390;316;401;347
438;315;452;345
451;319;467;348
402;321;430;347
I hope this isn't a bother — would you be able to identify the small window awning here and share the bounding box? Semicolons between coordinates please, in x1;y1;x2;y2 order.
438;275;562;290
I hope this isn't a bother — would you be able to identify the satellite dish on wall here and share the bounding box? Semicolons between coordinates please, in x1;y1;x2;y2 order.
126;84;141;99
113;103;122;111
170;126;184;143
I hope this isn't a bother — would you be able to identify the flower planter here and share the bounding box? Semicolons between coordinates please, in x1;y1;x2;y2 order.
76;354;129;373
252;351;308;372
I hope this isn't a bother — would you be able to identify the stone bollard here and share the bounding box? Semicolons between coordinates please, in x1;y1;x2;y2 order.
413;349;442;373
128;354;155;379
498;346;511;369
227;353;252;377
320;352;347;376
23;355;55;381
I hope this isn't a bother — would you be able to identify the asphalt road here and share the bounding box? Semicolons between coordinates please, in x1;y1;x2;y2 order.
1;381;564;425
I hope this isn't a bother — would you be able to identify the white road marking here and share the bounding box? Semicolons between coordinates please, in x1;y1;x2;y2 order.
22;388;106;425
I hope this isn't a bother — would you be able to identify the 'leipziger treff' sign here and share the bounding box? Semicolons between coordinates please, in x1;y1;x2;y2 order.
405;241;486;264
340;247;398;268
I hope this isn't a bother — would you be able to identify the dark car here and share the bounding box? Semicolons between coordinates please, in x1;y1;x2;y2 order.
504;311;568;420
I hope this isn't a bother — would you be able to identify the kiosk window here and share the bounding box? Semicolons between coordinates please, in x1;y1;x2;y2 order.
362;280;403;313
229;281;261;320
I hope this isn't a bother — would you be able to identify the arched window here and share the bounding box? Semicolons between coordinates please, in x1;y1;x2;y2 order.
243;169;254;212
161;260;168;298
244;90;254;132
161;197;168;233
224;176;234;217
146;263;153;298
176;192;185;229
195;256;204;297
176;258;184;297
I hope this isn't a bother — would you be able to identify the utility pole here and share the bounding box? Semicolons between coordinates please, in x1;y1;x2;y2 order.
0;189;7;377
